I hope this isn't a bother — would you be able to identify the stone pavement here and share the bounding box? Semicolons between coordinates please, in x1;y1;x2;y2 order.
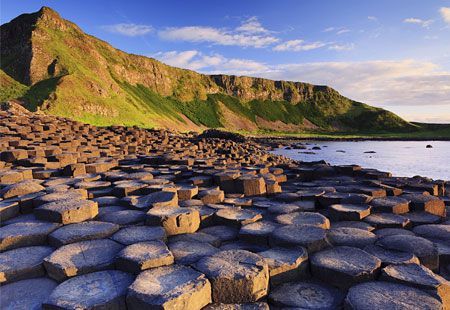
0;105;449;309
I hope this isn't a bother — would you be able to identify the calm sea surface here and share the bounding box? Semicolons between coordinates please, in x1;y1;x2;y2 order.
271;141;450;180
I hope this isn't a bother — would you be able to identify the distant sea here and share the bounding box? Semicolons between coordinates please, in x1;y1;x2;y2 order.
272;141;450;180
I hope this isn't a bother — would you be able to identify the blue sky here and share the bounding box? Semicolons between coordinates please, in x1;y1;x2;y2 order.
2;0;450;122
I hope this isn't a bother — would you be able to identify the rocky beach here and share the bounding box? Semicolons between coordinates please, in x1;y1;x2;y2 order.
0;102;449;309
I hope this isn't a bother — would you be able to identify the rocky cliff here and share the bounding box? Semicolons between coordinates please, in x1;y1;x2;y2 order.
0;6;413;132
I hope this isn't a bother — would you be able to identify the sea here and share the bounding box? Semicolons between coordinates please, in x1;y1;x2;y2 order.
271;140;450;181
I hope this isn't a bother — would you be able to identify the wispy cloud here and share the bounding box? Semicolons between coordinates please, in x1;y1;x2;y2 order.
336;28;351;35
102;23;153;36
368;16;378;21
153;50;269;75
273;39;326;52
158;17;279;48
328;43;355;51
440;7;450;24
403;18;433;28
323;27;336;32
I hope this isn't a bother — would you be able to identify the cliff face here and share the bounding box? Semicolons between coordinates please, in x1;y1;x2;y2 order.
0;7;413;132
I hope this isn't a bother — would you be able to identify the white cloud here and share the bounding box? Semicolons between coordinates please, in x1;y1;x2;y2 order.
440;7;450;24
235;16;269;34
328;43;355;51
323;27;335;32
153;50;269;75
102;23;153;36
368;16;378;21
273;39;326;51
336;28;351;35
403;18;433;28
158;17;279;48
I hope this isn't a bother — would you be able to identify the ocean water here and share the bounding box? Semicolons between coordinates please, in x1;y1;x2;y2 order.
271;141;450;180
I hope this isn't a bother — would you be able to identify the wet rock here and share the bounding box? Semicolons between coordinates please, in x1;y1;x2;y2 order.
0;277;58;310
0;221;60;251
169;240;219;265
310;246;381;289
258;247;308;285
345;281;442;309
329;204;371;221
376;234;439;271
43;239;123;281
34;199;98;224
327;227;377;248
146;207;200;236
270;225;330;253
48;221;119;247
43;270;134;309
381;263;450;305
269;281;344;309
370;196;409;214
116;241;174;273
126;264;211;309
194;250;269;303
275;212;330;229
0;246;54;284
111;226;167;245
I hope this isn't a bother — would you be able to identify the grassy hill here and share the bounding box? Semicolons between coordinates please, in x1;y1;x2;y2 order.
0;6;424;134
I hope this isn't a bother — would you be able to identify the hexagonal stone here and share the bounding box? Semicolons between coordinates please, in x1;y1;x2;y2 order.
381;263;450;305
137;191;179;209
215;208;262;227
0;180;45;199
0;200;19;222
413;224;450;242
275;212;330;229
33;190;88;207
100;209;147;225
239;221;279;245
126;265;211;310
200;225;238;242
0;221;60;251
269;281;344;309
204;302;269;310
0;277;58;310
199;189;225;204
116;241;174;273
405;212;442;226
236;176;266;196
170;232;221;247
364;213;410;228
43;270;133;309
363;244;420;266
376;235;439;271
177;185;199;201
270;225;330;253
48;221;119;247
169;240;219;265
329;204;371;221
402;194;446;217
345;281;442;309
34;199;98;224
310;246;381;289
374;228;416;238
111;226;167;245
327;227;377;249
370;196;409;214
258;247;308;285
43;239;123;281
146;207;200;236
331;220;375;231
0;246;54;284
194;250;268;303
